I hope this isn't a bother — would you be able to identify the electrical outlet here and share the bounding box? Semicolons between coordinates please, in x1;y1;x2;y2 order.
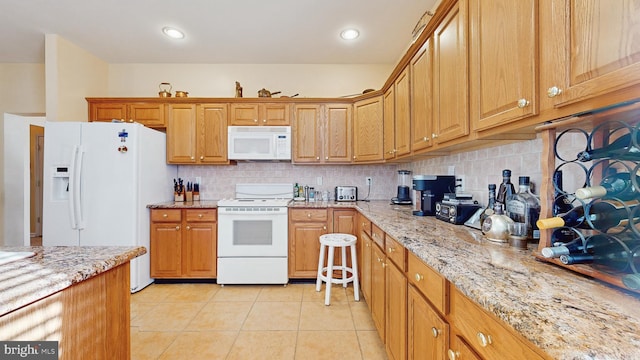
366;177;372;186
456;175;465;192
316;176;323;185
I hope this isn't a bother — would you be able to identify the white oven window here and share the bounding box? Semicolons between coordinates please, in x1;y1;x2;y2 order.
233;220;273;246
233;138;271;154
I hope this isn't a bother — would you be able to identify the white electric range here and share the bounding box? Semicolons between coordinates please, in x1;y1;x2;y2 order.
217;183;293;285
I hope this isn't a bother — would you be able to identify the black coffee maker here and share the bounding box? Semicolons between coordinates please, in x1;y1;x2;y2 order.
412;175;456;216
391;170;413;205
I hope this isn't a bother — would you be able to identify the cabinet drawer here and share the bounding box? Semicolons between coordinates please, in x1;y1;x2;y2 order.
385;235;406;271
450;287;545;360
290;209;328;222
151;209;182;222
407;251;448;315
185;209;217;222
371;224;385;249
359;216;372;237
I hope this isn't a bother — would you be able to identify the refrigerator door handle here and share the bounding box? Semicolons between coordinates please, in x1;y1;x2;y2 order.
75;146;85;229
68;146;79;229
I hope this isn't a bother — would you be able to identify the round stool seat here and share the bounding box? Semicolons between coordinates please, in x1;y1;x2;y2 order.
316;233;360;305
319;233;357;247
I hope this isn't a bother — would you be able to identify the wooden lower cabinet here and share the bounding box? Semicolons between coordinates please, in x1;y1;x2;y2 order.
288;208;329;278
386;258;407;360
360;228;373;303
150;208;217;278
371;242;386;340
408;285;449;360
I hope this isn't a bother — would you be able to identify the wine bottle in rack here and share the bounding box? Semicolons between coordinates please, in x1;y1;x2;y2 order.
575;171;639;201
558;235;640;272
553;170;574;215
496;169;515;206
577;131;640;162
537;199;640;232
541;237;590;258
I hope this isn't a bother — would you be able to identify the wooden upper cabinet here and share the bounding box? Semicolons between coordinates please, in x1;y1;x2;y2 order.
411;37;434;153
394;67;411;157
292;104;322;163
433;0;469;145
543;0;640;109
197;104;228;164
383;87;396;160
88;101;165;128
353;96;384;162
230;103;290;125
324;104;352;163
469;0;538;131
292;103;351;164
166;104;197;163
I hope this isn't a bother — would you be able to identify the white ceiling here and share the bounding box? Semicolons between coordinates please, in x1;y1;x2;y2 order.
0;0;438;65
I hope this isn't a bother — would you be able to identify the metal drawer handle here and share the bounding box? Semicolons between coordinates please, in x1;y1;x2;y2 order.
477;332;492;347
415;273;424;282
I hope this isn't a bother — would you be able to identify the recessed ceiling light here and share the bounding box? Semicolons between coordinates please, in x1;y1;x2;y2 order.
162;27;185;39
340;29;360;40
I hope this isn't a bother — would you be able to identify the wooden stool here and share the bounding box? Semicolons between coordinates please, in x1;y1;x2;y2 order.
315;233;360;305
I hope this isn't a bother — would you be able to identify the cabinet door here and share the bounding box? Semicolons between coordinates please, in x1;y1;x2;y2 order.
383;86;396;160
89;103;127;122
289;222;328;278
230;103;260;125
448;335;483;360
166;104;197;164
184;222;217;277
198;104;228;164
470;0;538;131
361;230;373;304
292;104;322;163
371;243;386;340
411;38;434;152
353;96;384;162
324;104;352;163
128;103;166;128
332;209;356;235
433;0;469;144
408;285;449;360
394;67;411;157
150;223;182;278
386;262;408;360
261;103;290;125
544;0;640;108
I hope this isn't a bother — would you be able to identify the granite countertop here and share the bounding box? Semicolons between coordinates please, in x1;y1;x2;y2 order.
0;246;145;317
147;200;219;209
147;199;640;358
354;201;640;360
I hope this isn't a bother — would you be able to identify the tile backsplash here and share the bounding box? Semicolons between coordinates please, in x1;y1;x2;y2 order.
178;134;579;209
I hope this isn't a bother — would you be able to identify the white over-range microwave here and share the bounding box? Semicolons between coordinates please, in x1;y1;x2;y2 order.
227;126;292;160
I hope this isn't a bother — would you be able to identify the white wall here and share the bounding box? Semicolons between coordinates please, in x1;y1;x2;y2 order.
2;114;45;246
108;63;392;98
0;63;46;244
45;34;109;121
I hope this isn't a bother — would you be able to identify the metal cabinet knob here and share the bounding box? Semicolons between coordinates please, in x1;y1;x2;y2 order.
447;349;459;360
431;327;440;338
198;214;203;218
175;226;180;231
200;156;204;160
307;213;312;218
477;332;492;347
415;273;424;282
323;226;327;230
316;156;320;160
253;119;258;123
423;136;429;141
353;155;356;159
432;133;438;138
388;247;395;253
381;262;387;268
547;86;562;98
517;98;530;108
128;119;134;123
186;225;191;230
262;119;267;123
325;156;329;160
190;156;195;160
163;213;168;218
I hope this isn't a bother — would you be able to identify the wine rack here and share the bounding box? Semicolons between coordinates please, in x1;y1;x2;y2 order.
536;101;640;294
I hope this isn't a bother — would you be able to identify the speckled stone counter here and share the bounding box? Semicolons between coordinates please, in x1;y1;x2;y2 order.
351;201;640;360
0;246;145;316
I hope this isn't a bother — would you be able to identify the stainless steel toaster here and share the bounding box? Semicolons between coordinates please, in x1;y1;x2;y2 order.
335;186;357;201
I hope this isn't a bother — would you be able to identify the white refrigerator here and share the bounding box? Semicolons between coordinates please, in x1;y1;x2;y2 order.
42;121;176;293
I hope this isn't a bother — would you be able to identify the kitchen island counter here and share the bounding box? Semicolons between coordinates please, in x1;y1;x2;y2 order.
355;201;640;360
0;246;145;317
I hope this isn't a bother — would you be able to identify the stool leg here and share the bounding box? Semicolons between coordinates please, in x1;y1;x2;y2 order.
341;245;348;288
325;245;335;306
316;243;326;292
351;244;360;302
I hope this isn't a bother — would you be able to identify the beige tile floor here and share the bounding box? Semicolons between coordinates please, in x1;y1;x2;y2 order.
130;282;388;360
